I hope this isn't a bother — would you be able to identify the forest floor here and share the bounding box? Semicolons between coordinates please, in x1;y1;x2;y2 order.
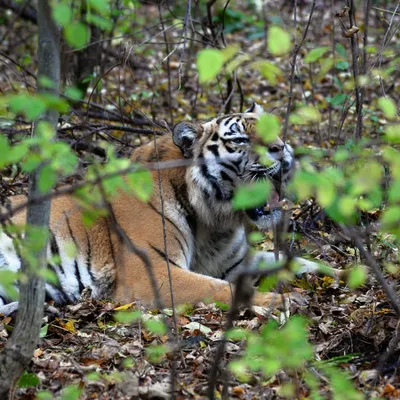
1;1;400;399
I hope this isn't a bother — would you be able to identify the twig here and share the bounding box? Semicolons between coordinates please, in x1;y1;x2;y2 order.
375;1;400;96
207;263;290;400
177;0;192;90
340;226;400;316
282;0;316;143
153;131;180;393
0;157;210;224
346;0;362;141
158;4;174;126
85;63;121;121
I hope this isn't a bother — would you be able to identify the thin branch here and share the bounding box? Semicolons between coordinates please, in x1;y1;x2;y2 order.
341;226;400;316
347;0;362;141
207;263;291;400
282;0;316;143
158;4;174;126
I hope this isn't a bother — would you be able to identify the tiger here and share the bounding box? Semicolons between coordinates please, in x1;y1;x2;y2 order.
0;103;341;316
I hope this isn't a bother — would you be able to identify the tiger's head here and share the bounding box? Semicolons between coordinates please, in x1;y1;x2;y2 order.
172;103;294;229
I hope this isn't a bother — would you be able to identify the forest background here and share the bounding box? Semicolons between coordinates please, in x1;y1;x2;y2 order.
0;0;400;399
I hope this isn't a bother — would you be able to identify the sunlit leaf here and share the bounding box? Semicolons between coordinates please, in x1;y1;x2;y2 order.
251;60;282;84
377;97;397;120
52;3;72;26
38;164;57;193
18;372;40;388
126;169;153;202
65;22;90;49
144;319;167;335
347;266;367;288
60;384;82;400
114;310;142;323
384;125;400;143
304;46;330;63
256;113;281;143
268;26;291;56
197;49;224;83
232;180;272;210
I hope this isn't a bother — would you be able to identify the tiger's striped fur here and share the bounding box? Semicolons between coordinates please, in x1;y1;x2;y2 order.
0;104;332;314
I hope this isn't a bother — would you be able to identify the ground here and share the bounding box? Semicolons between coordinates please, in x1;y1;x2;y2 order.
1;0;400;398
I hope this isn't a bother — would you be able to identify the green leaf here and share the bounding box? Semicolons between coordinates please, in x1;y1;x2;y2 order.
38;76;56;89
52;3;72;26
36;391;53;400
144;319;167;335
232;180;272;210
251;60;282;84
38;165;57;193
61;384;82;400
214;301;229;311
114;310;142;324
256;114;281;143
40;324;49;338
335;61;349;70
316;177;336;208
377;97;397;120
335;43;347;58
5;143;28;165
304;47;330;63
65;87;83;101
327;93;347;106
86;13;113;31
64;22;90;49
385;125;400;143
290;106;321;125
126;169;153;202
268;26;291;56
18;371;40;388
226;328;248;341
87;0;110;13
347;266;367;288
197;49;224;83
9;94;47;120
220;44;240;62
145;344;168;363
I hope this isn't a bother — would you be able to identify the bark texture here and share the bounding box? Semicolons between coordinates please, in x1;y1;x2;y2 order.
0;0;60;397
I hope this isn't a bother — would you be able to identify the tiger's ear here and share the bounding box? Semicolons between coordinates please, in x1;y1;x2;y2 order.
172;121;200;158
245;102;264;116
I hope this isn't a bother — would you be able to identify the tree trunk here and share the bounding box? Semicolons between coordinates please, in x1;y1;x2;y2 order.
0;0;60;397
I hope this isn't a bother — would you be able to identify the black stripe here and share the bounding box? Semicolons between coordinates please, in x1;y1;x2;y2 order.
85;230;95;281
149;244;182;269
220;170;233;183
148;202;190;250
224;116;234;126
220;256;246;280
106;224;117;267
207;144;219;156
45;263;70;303
225;146;235;154
211;133;219;141
231;159;242;169
49;230;64;274
74;260;85;293
201;164;224;201
174;235;188;266
220;161;239;174
64;214;84;294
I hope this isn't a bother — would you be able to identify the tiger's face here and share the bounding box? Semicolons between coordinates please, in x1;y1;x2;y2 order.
172;103;294;229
